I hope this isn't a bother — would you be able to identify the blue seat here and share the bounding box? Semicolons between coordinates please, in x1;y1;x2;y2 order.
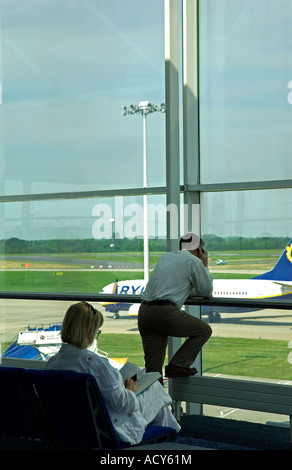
23;369;177;450
0;366;42;449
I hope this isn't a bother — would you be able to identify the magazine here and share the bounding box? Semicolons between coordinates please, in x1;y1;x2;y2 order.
119;362;162;396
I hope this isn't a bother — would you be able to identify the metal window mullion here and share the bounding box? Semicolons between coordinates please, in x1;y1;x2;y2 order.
182;0;202;416
0;186;168;204
165;0;180;253
165;0;182;384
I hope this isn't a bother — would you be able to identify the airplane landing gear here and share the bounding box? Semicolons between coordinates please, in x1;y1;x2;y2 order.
207;312;221;323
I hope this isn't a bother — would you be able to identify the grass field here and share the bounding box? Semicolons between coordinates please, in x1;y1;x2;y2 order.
0;248;284;293
97;334;292;381
0;247;282;292
0;270;145;293
1;334;290;382
0;269;255;293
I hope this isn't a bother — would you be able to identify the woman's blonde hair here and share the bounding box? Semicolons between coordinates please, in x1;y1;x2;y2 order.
61;301;104;349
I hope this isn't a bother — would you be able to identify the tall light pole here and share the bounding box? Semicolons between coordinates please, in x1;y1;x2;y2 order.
122;101;166;282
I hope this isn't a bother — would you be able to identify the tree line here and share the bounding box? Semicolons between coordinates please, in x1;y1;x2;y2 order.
0;235;290;254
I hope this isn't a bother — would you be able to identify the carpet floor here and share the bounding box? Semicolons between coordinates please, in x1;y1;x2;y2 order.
178;415;292;450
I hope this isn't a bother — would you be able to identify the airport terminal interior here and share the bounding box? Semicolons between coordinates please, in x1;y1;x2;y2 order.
1;0;292;452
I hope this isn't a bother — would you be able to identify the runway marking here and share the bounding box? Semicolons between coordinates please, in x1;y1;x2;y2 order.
219;408;239;418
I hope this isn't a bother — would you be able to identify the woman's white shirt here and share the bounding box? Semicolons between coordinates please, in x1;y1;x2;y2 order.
46;343;178;445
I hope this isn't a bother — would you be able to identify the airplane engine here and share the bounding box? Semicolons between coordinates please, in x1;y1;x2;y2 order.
128;303;140;317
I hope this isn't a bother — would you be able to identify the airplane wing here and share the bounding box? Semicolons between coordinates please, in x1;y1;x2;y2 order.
272;281;292;287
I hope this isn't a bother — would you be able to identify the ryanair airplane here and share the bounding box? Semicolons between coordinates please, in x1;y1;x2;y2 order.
99;238;292;322
99;278;146;319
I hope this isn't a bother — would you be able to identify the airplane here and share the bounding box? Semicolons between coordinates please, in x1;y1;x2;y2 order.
99;278;146;319
98;238;292;322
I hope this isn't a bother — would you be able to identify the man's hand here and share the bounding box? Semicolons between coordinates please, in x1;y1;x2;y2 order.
124;377;138;393
197;247;208;267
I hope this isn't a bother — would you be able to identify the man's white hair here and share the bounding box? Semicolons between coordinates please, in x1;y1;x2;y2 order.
180;232;200;250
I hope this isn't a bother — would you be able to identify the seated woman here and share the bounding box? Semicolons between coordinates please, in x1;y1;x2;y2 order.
46;301;180;446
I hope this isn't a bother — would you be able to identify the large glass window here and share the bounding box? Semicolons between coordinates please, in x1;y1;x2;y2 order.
0;193;167;284
0;1;166;369
0;0;166;194
199;0;292;184
0;193;167;346
200;189;292;422
2;0;292;428
201;189;292;239
197;0;292;425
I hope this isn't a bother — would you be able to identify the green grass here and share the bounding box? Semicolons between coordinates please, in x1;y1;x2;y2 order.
0;270;145;293
0;246;282;292
97;334;292;381
203;337;291;380
98;334;146;367
211;273;252;279
2;333;290;381
0;269;255;293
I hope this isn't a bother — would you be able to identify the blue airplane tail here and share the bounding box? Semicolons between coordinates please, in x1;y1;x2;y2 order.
253;238;292;281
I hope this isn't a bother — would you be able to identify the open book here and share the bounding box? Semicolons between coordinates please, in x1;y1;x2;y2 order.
119;362;162;396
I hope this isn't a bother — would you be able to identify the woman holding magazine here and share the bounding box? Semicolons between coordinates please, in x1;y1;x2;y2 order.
45;301;180;446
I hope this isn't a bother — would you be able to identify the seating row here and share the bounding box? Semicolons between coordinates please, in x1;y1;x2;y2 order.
0;366;177;450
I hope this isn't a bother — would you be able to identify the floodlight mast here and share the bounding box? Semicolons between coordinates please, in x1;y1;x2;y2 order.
122;101;166;283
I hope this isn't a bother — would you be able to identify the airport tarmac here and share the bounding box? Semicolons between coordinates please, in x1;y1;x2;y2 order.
1;298;292;341
1;298;292;342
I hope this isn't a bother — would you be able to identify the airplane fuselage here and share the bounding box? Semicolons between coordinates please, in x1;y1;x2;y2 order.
212;279;292;300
